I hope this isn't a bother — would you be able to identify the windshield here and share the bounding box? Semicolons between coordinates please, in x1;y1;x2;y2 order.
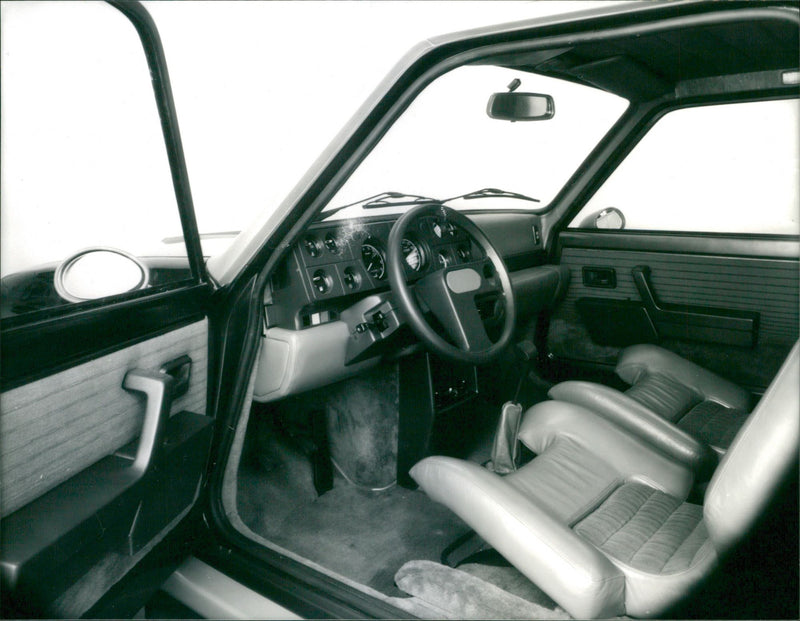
321;65;628;220
1;2;627;286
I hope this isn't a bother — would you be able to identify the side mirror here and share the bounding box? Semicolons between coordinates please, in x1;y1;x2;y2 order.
579;207;626;230
54;247;150;302
487;92;555;121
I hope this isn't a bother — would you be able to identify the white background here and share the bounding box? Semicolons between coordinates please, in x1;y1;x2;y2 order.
144;1;621;234
2;1;797;277
2;0;619;275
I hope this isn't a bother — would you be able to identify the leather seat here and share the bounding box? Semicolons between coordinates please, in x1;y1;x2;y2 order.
411;342;798;619
549;345;753;465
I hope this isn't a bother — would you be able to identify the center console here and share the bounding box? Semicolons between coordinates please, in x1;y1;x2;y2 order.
396;352;479;487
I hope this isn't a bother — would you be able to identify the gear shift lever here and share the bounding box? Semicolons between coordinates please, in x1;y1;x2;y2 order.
489;341;537;473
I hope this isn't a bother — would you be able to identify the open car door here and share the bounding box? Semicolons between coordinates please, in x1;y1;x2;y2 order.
0;2;215;617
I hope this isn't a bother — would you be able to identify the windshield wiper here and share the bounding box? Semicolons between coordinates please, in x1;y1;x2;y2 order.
444;187;540;204
317;191;440;221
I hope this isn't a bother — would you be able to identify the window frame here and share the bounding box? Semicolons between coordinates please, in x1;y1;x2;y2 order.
554;91;800;246
0;1;207;331
566;96;800;236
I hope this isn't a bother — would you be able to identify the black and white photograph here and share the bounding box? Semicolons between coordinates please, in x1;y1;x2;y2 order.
1;1;798;619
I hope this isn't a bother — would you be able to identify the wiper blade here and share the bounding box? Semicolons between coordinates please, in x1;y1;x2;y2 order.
444;187;540;204
318;191;440;221
361;191;439;208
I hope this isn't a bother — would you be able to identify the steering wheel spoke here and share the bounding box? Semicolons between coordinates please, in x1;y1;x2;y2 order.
414;270;493;352
466;259;503;296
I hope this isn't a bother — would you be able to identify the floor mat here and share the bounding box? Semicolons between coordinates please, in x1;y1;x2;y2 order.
394;559;570;619
266;484;470;596
458;550;562;610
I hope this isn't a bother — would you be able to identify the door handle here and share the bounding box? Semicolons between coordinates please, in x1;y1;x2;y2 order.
632;265;660;311
160;355;192;399
123;369;174;475
582;266;617;288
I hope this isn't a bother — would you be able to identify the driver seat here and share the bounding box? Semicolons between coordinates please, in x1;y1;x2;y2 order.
411;342;798;619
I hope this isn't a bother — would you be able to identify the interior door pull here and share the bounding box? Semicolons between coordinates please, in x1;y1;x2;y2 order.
582;266;617;288
160;355;192;398
123;369;175;475
631;265;660;309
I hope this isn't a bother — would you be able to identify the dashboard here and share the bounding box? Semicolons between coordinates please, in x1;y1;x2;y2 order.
255;209;568;403
264;212;484;331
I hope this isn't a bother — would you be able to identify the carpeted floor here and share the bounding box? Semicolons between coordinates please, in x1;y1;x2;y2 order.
235;366;561;614
237;425;471;596
268;483;470;596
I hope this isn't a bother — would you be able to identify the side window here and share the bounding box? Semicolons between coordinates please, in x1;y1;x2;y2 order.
0;2;192;319
570;99;800;235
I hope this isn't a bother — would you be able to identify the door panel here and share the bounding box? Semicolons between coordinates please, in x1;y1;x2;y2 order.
1;2;214;617
549;232;799;391
0;319;213;617
1;320;207;516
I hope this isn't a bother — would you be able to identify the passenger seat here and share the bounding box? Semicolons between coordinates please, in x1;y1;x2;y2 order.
549;345;755;471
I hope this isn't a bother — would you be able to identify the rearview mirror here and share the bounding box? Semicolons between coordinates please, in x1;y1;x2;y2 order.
487;92;555;121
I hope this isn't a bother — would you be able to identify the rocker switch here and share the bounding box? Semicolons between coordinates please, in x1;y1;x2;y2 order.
370;310;389;332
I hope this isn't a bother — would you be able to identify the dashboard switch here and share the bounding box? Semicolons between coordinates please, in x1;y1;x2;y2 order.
370;310;389;332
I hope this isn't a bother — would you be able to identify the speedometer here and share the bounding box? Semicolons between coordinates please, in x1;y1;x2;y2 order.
361;242;386;279
401;238;423;271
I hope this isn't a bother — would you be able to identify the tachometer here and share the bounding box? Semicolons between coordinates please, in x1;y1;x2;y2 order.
361;242;386;279
401;238;423;271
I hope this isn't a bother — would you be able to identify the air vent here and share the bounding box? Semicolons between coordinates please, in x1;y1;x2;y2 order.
311;269;333;294
342;266;361;291
303;235;322;258
324;232;340;254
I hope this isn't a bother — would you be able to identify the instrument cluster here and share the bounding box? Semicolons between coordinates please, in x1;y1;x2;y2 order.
292;214;478;304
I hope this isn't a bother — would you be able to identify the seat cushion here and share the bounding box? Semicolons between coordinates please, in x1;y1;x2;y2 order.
616;345;751;412
549;344;752;460
505;437;619;525
575;482;708;574
624;372;701;422
676;401;749;452
575;482;717;617
410;454;627;619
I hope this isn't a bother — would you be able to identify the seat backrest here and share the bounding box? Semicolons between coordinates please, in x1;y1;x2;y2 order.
704;341;799;554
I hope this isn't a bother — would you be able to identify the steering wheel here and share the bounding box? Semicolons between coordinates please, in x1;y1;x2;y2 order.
387;204;516;364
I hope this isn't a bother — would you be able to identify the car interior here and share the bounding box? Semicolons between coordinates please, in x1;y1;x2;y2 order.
0;2;797;619
212;6;799;619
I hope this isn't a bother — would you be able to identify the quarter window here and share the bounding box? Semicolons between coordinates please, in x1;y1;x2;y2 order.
570;99;800;235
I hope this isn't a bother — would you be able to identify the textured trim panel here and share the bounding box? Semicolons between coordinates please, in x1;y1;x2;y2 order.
0;319;208;517
558;247;799;345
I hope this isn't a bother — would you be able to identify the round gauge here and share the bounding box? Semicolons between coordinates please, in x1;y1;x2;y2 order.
401;238;423;271
361;242;386;280
432;222;443;238
437;250;452;268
